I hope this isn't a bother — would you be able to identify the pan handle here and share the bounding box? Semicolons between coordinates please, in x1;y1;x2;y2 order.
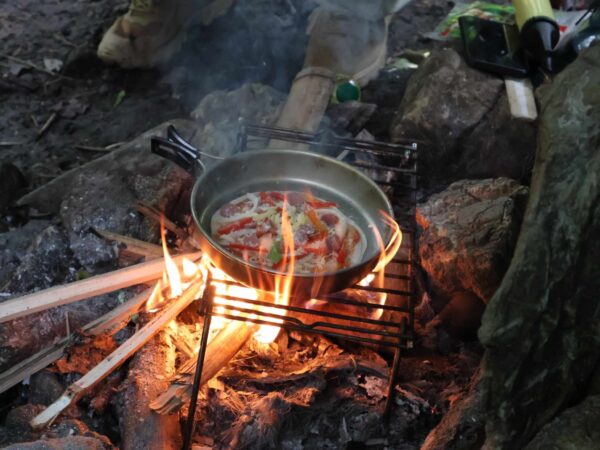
151;126;206;176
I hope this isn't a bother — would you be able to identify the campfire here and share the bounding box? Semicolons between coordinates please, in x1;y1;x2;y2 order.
0;125;418;449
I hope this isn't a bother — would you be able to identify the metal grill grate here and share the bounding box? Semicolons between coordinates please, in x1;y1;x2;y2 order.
183;124;418;449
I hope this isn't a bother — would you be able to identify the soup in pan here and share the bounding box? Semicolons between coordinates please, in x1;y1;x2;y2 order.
211;191;366;274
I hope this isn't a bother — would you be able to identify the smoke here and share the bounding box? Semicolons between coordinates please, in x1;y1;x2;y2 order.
160;0;319;111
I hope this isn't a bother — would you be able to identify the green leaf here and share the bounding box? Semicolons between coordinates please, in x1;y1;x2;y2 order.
114;89;126;107
75;268;91;280
267;239;282;265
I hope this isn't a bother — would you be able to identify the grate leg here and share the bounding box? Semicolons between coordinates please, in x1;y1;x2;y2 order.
182;284;215;450
383;346;401;421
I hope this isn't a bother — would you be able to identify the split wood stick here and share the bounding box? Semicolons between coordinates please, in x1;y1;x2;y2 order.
135;201;187;240
94;228;163;260
31;280;203;429
0;252;201;324
151;320;252;415
0;287;154;394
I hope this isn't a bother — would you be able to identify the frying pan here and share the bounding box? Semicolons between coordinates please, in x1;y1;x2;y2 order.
151;125;394;298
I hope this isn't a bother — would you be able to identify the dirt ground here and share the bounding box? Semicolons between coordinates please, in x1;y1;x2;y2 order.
0;0;451;205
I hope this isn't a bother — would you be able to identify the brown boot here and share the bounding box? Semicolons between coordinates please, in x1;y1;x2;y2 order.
97;0;235;68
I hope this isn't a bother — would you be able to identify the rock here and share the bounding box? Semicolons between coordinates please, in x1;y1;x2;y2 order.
437;291;485;341
389;48;535;186
361;67;415;139
458;93;536;182
2;436;114;450
5;404;45;433
190;83;286;160
2;225;72;294
524;396;600;450
417;178;528;305
478;45;600;449
323;101;377;136
59;171;137;269
27;370;64;405
0;162;26;210
421;368;485;450
17;119;195;270
0;219;51;288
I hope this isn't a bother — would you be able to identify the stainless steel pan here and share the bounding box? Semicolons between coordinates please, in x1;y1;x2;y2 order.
151;125;394;298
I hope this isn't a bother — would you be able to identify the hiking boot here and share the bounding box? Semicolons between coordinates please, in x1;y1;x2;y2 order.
98;0;236;68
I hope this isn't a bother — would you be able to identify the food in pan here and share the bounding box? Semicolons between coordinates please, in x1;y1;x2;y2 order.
211;191;367;273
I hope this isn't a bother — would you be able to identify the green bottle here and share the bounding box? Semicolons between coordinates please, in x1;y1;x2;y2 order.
332;77;361;103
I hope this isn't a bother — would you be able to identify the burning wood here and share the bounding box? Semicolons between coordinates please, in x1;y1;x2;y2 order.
30;280;203;429
0;287;154;394
151;321;253;415
94;228;164;260
0;252;201;323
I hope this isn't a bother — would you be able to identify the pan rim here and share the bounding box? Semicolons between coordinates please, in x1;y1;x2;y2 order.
190;148;395;280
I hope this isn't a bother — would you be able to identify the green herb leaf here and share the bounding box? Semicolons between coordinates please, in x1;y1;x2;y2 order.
114;89;126;107
267;239;282;264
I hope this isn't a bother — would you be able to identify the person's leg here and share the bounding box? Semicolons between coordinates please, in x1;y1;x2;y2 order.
97;0;235;69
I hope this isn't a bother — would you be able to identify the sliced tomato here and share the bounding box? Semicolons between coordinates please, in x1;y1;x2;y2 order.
226;243;261;252
259;192;275;206
268;191;285;201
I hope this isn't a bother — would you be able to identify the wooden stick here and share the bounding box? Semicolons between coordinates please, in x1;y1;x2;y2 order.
94;228;163;260
151;321;252;414
31;280;203;429
36;112;58;140
0;52;74;80
135;202;187;240
0;252;201;324
0;287;154;394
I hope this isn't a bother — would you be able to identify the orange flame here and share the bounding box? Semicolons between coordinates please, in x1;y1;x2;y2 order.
161;217;183;298
151;206;402;346
253;198;294;343
367;210;403;320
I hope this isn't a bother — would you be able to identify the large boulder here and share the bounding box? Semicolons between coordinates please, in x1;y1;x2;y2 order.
479;45;600;449
417;178;528;305
17;119;196;271
190;83;286;159
524;395;600;450
390;48;536;186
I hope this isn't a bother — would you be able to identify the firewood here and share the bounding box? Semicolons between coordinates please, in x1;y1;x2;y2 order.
30;281;203;429
0;252;201;323
0;286;154;394
151;321;252;415
135;201;187;240
94;228;163;259
116;330;181;450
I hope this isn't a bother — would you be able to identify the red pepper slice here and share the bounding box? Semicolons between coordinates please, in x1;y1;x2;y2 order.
307;201;337;209
217;217;254;235
306;208;328;234
337;247;346;265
